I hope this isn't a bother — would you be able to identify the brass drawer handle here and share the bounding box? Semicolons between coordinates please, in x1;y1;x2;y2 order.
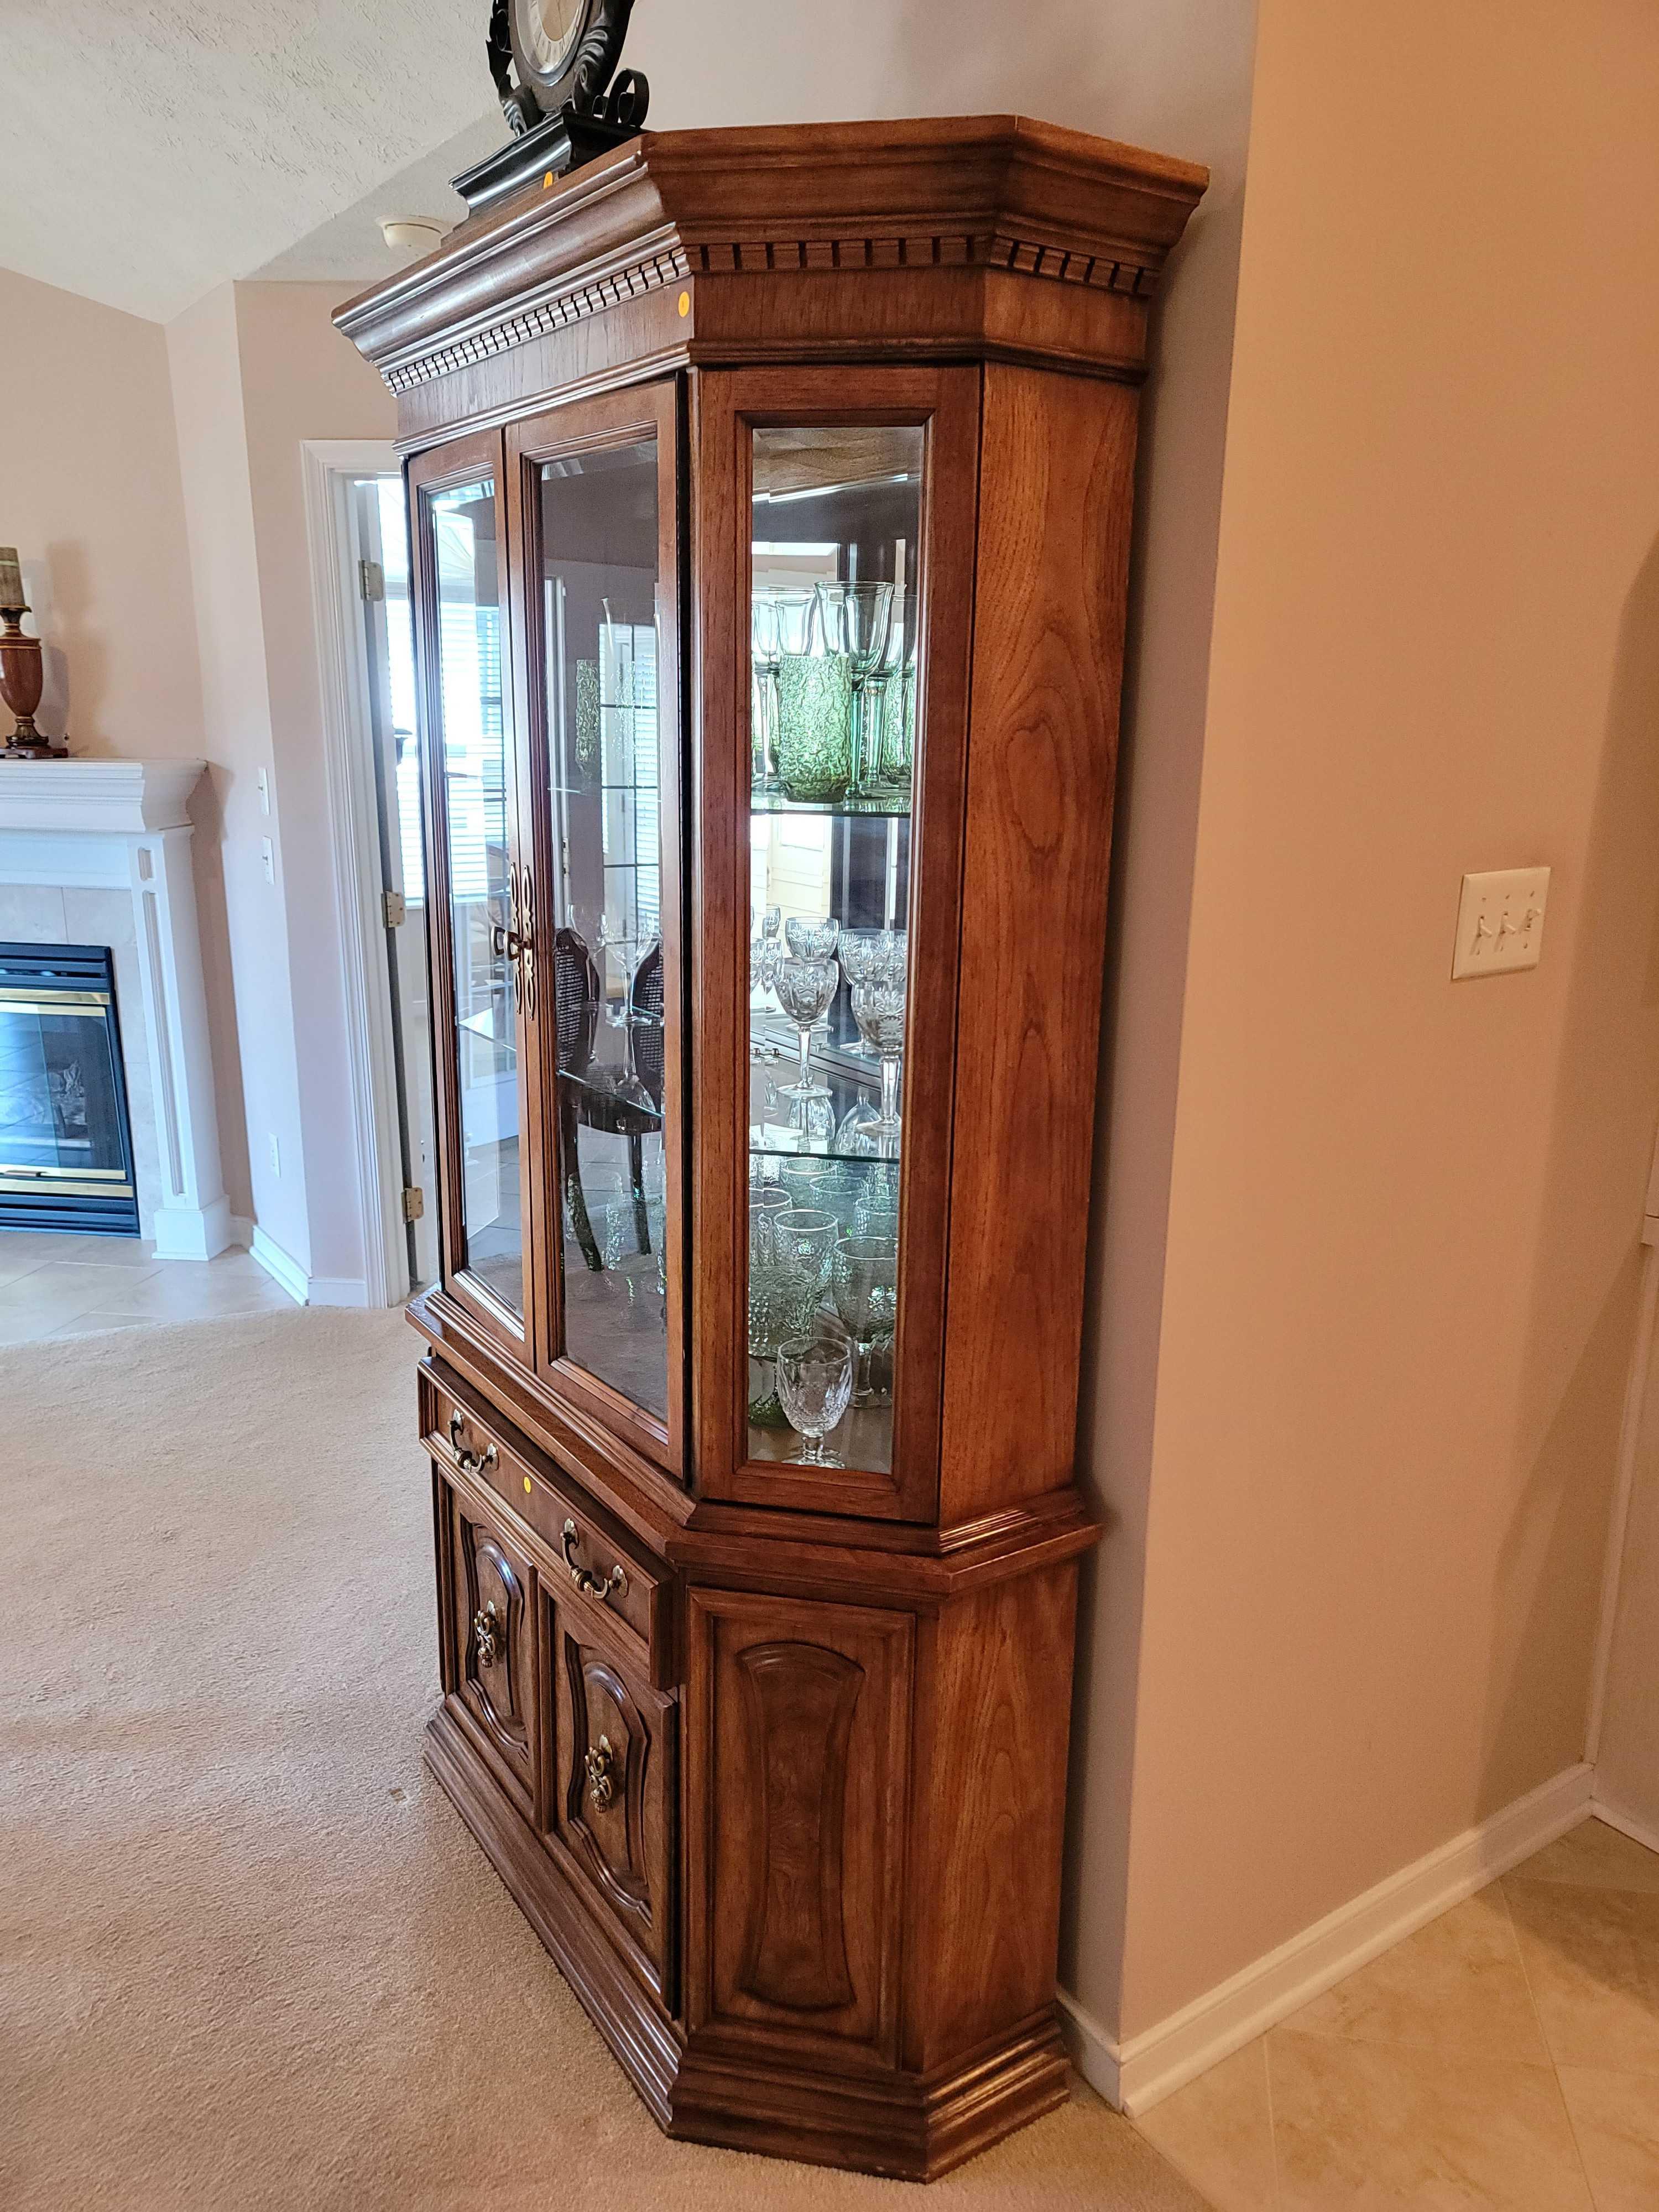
447;1408;498;1478
585;1734;617;1810
472;1599;504;1668
562;1518;629;1606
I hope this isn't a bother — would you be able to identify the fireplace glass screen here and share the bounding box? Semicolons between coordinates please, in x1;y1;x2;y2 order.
0;943;139;1235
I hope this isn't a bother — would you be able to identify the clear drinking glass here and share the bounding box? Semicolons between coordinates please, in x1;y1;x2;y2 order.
774;1205;839;1295
833;1236;899;1404
815;580;894;804
775;1328;856;1466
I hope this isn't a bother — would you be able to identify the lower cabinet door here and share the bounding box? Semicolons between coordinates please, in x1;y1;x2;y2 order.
545;1595;677;2006
686;1589;914;2070
439;1474;540;1816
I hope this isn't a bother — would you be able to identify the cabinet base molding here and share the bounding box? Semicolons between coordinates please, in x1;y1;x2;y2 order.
670;2020;1068;2182
427;1696;1068;2178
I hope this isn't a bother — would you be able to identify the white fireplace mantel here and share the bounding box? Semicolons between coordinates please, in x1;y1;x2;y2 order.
0;758;231;1260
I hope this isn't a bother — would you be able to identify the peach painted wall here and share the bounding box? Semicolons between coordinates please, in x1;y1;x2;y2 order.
0;267;250;1214
166;281;396;1290
1105;0;1659;2037
233;283;396;1289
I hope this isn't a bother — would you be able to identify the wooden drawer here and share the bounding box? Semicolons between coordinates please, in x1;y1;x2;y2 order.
543;1591;678;2007
436;1475;540;1817
421;1364;671;1682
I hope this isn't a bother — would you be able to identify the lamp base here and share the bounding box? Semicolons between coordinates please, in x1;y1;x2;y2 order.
0;732;69;761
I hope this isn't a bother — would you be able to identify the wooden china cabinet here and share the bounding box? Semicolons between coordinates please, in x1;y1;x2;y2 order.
337;116;1203;2179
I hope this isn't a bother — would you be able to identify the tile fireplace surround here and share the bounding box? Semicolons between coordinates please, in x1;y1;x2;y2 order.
0;759;230;1259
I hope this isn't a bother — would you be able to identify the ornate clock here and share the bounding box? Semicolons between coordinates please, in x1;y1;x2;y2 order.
487;0;649;145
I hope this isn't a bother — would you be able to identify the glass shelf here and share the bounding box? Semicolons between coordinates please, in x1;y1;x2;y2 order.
749;790;912;820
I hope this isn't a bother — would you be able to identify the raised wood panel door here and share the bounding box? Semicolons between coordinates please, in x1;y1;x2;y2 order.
687;1589;912;2070
409;430;542;1371
691;366;980;1522
545;1596;676;2004
438;1475;540;1815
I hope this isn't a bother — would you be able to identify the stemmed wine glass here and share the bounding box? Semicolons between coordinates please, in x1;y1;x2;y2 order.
750;904;782;1004
852;971;907;1155
815;581;893;805
833;1235;898;1404
785;915;839;961
775;1327;856;1467
774;955;840;1121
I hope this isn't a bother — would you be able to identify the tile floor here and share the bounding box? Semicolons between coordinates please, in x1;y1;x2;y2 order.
0;1227;296;1343
1135;1816;1659;2210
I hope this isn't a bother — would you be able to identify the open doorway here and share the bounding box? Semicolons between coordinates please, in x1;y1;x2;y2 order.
304;442;438;1305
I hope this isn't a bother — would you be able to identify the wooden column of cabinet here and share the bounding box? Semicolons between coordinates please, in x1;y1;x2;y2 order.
338;114;1204;2181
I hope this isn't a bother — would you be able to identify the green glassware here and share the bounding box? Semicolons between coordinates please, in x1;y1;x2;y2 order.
879;666;916;795
775;652;853;802
574;659;601;782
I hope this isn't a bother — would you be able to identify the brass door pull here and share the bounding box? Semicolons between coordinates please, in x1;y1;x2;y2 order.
448;1409;498;1477
562;1519;628;1606
472;1600;504;1668
585;1734;617;1810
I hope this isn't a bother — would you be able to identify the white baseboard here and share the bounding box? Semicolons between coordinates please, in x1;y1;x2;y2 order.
1061;1761;1594;2118
247;1227;309;1307
229;1218;369;1308
1590;1792;1659;1856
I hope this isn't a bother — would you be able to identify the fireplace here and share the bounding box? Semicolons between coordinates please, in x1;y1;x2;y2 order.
0;941;139;1234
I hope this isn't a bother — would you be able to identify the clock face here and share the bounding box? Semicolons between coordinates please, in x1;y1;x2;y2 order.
514;0;589;90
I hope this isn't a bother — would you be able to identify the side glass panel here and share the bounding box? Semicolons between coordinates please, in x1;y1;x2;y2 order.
429;478;522;1320
539;440;670;1420
747;427;925;1475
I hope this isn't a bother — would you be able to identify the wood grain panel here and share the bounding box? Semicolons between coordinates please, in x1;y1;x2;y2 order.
940;365;1139;1520
904;1562;1080;2071
687;1589;912;2068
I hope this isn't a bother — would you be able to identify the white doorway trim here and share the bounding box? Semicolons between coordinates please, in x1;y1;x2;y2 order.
301;438;406;1310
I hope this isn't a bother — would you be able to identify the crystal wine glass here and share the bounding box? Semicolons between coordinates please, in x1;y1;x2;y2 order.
773;954;839;1117
837;929;885;1057
875;591;920;799
775;1326;856;1467
815;581;894;805
833;1235;899;1404
785;914;840;961
851;974;907;1154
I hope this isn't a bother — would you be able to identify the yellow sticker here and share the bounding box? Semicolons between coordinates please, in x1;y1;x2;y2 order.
543;171;555;189
523;1477;533;1494
678;290;691;319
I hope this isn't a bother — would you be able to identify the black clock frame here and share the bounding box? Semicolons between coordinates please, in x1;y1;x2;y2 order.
487;0;649;148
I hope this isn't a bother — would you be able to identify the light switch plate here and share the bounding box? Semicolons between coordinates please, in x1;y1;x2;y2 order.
1452;866;1550;979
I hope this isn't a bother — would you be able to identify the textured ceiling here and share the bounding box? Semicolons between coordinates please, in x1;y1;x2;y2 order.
2;1;505;320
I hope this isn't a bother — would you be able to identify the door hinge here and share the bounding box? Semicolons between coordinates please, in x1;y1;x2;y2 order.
382;889;406;928
359;557;385;602
401;1185;425;1223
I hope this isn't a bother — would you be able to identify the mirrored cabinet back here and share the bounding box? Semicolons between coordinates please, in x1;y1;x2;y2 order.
337;114;1206;2180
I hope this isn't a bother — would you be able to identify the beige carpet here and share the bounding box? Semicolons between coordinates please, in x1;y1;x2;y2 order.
0;1307;1207;2211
